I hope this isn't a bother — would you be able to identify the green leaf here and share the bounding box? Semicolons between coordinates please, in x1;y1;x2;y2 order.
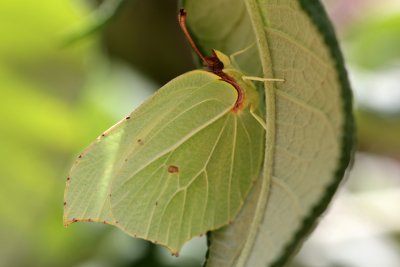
182;0;354;266
64;69;265;254
62;0;128;46
346;13;400;69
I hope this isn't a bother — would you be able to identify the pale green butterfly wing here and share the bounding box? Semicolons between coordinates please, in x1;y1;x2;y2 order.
64;70;228;226
182;0;354;266
64;70;265;254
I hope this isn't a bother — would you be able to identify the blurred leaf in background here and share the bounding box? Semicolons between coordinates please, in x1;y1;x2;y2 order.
0;0;203;267
0;0;116;266
100;0;195;84
325;0;400;157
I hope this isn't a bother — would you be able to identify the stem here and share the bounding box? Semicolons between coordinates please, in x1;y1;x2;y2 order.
179;9;208;65
235;0;275;265
178;9;245;113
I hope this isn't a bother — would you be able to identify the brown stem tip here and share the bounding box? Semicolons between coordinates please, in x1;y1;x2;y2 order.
178;9;244;112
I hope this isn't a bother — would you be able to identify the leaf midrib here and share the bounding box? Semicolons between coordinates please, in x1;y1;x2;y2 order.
236;0;276;266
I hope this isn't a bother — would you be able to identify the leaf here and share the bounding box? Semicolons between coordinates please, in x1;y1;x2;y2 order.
64;69;265;254
182;0;354;266
346;13;400;69
62;0;129;46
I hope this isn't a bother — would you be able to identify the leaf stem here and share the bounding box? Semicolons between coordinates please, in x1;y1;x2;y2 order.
179;9;245;111
179;9;209;65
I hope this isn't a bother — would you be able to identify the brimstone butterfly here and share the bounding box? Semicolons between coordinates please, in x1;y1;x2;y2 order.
64;9;270;255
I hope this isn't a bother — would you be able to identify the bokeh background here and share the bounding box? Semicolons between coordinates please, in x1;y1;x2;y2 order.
0;0;399;266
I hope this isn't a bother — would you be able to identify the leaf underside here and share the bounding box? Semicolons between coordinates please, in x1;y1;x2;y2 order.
63;70;265;254
182;0;354;266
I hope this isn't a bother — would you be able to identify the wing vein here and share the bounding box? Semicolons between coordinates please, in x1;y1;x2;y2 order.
115;103;232;189
227;116;238;219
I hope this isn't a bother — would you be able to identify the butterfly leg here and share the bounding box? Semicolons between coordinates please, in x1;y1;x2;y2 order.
229;42;256;67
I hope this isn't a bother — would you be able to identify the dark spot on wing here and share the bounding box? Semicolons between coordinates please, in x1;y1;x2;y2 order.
137;139;144;145
168;165;179;173
126;116;131;120
78;155;82;159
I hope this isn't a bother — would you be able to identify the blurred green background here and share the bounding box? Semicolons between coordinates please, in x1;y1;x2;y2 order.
0;0;399;266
